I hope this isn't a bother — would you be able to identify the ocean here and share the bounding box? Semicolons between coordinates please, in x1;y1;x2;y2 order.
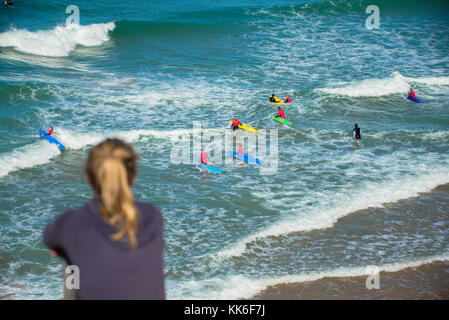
0;0;448;299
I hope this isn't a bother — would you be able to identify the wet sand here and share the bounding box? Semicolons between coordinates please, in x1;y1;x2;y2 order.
253;260;449;300
254;184;449;300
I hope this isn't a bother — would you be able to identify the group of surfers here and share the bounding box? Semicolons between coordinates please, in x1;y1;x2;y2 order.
230;94;291;132
42;89;420;167
201;94;293;165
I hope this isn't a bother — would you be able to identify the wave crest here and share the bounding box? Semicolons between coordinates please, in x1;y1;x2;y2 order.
0;22;115;57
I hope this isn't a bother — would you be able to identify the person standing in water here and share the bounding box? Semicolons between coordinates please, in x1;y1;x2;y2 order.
200;149;209;165
43;138;165;299
353;123;361;139
237;143;244;154
233;143;244;159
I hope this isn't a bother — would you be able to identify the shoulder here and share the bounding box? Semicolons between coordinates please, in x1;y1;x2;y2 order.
43;203;92;247
52;203;92;230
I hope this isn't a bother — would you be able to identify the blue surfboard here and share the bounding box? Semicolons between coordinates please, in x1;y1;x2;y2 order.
39;130;66;150
229;151;263;164
407;96;423;103
198;163;224;173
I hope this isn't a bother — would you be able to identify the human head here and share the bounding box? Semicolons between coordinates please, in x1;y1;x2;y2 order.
271;94;274;97
354;123;358;128
85;138;139;249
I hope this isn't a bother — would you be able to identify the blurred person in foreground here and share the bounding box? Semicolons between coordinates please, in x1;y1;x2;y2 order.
43;138;165;299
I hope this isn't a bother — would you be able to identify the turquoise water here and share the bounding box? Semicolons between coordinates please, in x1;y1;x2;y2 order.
1;0;449;299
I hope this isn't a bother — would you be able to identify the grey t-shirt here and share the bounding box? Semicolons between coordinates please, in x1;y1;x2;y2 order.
43;199;165;300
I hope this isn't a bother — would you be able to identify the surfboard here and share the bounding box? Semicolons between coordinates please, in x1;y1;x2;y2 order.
198;163;224;173
39;130;66;150
229;151;263;164
270;115;292;125
228;121;258;133
407;96;423;103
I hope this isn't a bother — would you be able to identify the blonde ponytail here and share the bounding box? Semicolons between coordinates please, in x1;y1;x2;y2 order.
85;139;140;249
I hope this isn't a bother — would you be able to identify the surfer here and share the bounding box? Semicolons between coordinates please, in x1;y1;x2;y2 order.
274;106;286;119
5;0;13;7
231;117;241;131
353;123;361;139
408;88;417;99
200;149;209;165
41;126;54;136
284;96;292;103
269;94;276;103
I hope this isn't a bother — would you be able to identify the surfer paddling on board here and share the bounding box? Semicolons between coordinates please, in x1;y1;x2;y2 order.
408;88;417;99
41;126;54;136
274;106;286;119
284;96;292;103
269;94;277;103
231;117;241;131
353;123;361;140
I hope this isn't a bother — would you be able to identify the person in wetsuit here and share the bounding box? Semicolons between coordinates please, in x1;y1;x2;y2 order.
200;149;209;165
408;88;417;98
353;123;361;139
269;94;276;103
275;106;286;119
41;126;54;136
231;117;241;131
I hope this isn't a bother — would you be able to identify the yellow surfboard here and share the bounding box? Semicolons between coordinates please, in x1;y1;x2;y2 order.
228;121;258;133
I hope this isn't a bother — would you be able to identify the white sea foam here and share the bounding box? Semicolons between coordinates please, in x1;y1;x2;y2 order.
0;126;222;177
0;141;61;178
55;127;223;150
315;72;449;97
168;253;449;299
218;164;449;258
0;22;115;57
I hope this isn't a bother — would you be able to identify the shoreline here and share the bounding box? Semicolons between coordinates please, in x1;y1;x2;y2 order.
252;260;449;300
252;184;449;300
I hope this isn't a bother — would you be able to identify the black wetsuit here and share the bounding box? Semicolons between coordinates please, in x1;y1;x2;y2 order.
353;127;361;139
269;97;276;103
